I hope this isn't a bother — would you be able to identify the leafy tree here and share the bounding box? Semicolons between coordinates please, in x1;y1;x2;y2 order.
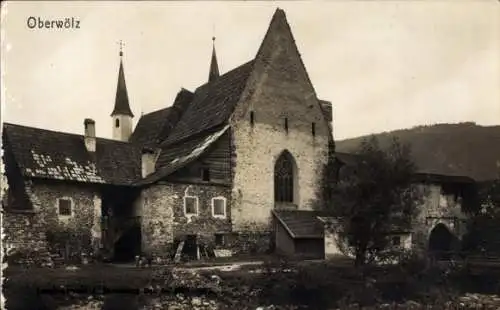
461;173;500;255
326;136;423;266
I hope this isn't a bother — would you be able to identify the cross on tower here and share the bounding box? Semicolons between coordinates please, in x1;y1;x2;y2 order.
118;40;125;57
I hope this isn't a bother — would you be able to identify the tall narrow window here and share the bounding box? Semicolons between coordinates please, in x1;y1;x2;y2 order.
184;196;198;215
274;151;295;203
284;118;289;133
312;122;316;137
115;119;120;128
250;111;255;126
212;197;227;218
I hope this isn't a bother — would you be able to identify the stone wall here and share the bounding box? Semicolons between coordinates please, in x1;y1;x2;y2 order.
2;210;48;256
33;181;101;256
141;183;232;257
229;10;331;233
3;180;101;262
412;183;467;251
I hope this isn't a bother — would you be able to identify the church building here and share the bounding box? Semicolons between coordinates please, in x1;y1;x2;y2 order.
2;8;336;262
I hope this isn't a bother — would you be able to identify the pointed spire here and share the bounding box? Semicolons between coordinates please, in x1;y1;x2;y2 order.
111;41;134;117
208;36;220;82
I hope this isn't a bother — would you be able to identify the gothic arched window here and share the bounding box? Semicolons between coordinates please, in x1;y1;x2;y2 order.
274;151;295;203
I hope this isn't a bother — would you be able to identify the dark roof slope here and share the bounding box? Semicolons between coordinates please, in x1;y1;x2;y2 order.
129;88;194;148
111;60;134;117
95;139;141;185
162;60;254;146
129;107;173;147
3;123;141;186
273;210;330;238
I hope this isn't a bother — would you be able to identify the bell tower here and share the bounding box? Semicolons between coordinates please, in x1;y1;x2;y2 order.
111;41;134;141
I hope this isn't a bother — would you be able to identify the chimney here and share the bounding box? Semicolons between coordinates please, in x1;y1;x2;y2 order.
142;147;156;178
84;118;96;153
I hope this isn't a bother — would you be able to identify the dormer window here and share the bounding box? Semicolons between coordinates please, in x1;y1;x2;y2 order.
201;167;210;182
115;119;120;128
284;117;289;133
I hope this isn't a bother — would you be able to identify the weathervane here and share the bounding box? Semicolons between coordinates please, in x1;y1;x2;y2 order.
212;23;216;44
118;40;125;57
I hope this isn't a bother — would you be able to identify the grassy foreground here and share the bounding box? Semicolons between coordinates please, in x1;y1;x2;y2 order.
3;257;500;309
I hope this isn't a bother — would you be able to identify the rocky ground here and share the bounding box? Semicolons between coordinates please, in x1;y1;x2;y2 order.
56;293;500;310
7;260;500;309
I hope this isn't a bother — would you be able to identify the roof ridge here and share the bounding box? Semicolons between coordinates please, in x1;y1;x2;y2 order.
196;59;255;91
4;122;85;138
140;106;172;118
3;122;136;145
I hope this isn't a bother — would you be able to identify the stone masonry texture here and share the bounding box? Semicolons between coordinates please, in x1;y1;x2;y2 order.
229;12;330;233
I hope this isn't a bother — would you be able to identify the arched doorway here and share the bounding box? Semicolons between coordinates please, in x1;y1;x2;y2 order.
428;223;455;260
274;150;296;205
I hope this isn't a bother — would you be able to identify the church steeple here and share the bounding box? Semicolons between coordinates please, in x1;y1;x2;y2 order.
111;41;134;118
111;41;134;142
208;36;220;82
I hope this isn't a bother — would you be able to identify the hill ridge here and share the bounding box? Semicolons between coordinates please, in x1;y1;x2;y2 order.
335;122;500;182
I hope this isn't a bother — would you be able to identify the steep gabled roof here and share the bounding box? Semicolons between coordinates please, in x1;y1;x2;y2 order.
111;58;134;117
129;88;194;148
161;60;254;146
129;107;173;147
2;123;141;186
208;38;220;82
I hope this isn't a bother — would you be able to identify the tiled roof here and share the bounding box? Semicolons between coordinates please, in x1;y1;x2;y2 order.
2;123;141;186
136;124;229;186
273;210;330;239
412;173;475;184
129;107;173;147
95;139;141;185
161;60;254;146
129;88;194;148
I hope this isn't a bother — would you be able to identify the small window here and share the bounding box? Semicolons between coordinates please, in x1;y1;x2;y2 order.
58;198;72;216
250;111;255;126
284;117;289;133
201;167;210;182
212;197;226;218
184;196;198;215
115;119;120;128
392;236;401;247
215;233;225;246
312;122;316;137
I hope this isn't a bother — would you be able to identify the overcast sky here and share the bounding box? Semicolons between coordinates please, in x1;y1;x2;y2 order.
1;1;499;140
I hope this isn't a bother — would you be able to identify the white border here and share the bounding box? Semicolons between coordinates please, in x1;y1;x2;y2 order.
211;196;227;218
183;195;199;216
